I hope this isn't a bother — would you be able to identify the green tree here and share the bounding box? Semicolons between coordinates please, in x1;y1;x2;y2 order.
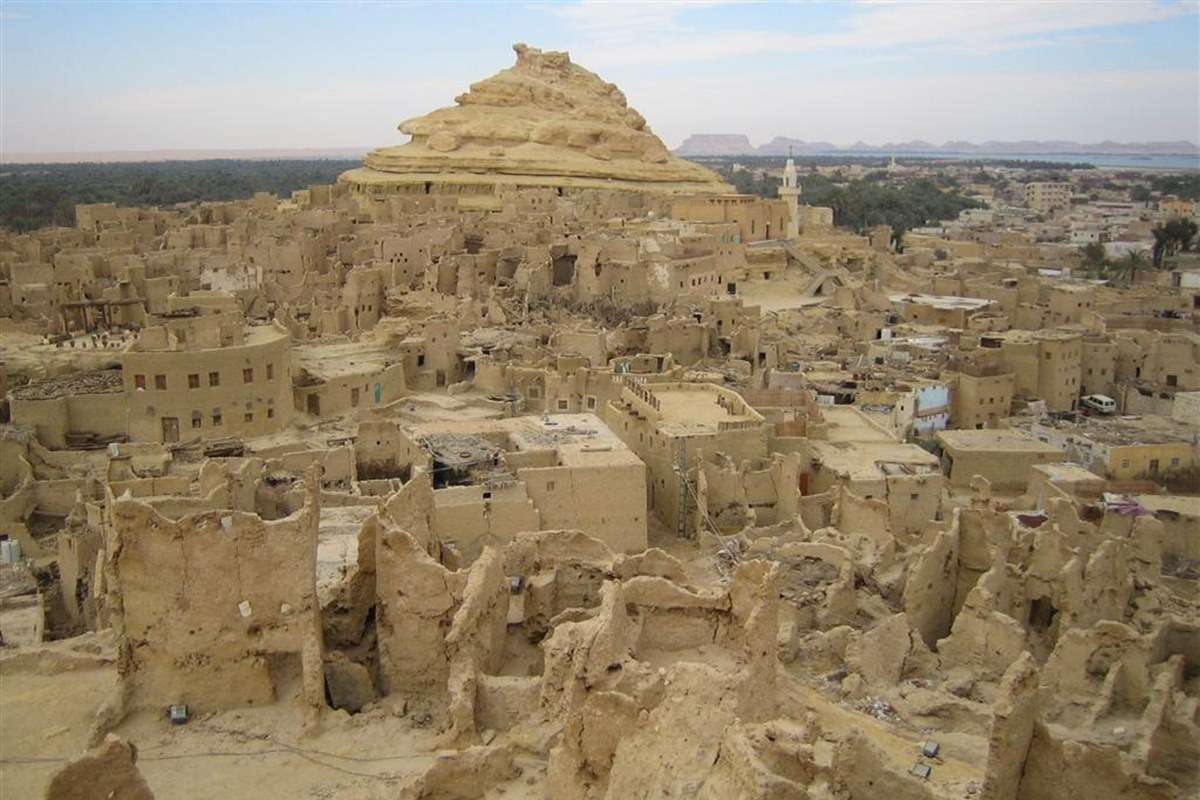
1130;185;1152;203
1152;218;1199;267
0;159;362;232
1080;242;1107;271
1152;224;1170;267
1169;217;1198;251
1151;174;1200;201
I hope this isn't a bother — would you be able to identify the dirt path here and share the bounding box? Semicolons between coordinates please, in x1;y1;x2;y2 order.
0;656;117;798
0;648;551;799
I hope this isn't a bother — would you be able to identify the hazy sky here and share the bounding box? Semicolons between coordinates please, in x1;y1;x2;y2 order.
2;0;1198;154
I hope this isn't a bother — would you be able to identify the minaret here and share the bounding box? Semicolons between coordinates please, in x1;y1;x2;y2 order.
778;151;801;239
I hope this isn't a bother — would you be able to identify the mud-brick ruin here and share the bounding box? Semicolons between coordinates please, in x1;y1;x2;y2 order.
1;44;1198;800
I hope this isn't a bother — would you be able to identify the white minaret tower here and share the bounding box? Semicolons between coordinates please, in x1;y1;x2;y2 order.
778;152;801;239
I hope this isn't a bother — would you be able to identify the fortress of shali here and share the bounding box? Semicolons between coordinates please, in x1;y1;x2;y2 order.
0;41;1198;800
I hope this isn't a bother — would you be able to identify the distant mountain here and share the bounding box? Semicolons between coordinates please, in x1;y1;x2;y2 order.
672;137;1200;157
756;137;839;155
674;134;757;156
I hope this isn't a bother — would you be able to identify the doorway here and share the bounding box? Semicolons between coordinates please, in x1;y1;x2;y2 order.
161;417;180;443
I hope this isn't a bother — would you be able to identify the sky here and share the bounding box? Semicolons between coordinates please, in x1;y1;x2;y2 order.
2;0;1199;155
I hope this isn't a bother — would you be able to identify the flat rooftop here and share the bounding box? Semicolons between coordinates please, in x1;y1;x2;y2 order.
819;406;899;444
295;340;398;381
987;329;1082;344
1030;462;1104;483
807;440;939;481
1032;414;1199;447
409;413;639;468
889;293;993;311
643;383;763;436
1135;495;1200;517
937;428;1065;454
886;336;949;350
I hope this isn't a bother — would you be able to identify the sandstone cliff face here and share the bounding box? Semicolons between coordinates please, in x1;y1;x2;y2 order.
347;44;732;194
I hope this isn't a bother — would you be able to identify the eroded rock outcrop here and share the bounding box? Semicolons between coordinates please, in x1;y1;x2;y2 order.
343;44;733;195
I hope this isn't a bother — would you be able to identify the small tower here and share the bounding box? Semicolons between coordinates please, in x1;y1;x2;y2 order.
778;154;801;239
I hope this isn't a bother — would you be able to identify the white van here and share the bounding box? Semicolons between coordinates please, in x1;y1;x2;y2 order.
1081;394;1117;414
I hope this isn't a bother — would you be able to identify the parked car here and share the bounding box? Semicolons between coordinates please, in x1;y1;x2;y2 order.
1081;394;1117;414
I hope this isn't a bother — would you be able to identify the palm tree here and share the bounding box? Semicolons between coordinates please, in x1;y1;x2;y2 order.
1108;250;1147;286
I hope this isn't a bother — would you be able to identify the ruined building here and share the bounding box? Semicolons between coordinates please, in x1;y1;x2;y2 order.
0;41;1197;800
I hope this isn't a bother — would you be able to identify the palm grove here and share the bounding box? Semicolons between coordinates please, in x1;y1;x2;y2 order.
1080;218;1198;285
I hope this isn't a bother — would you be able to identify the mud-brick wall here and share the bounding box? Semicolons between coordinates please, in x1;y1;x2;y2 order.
355;421;429;478
520;462;647;554
944;447;1062;491
432;484;540;562
109;497;323;713
885;473;944;535
374;521;509;695
8;395;69;449
122;325;293;443
67;393;127;441
12;392;128;449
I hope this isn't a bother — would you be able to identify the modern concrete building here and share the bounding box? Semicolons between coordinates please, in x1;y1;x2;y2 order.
1024;182;1072;213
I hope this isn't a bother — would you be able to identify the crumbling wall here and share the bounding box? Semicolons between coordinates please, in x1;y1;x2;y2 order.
1018;722;1178;800
104;468;324;717
543;561;789;799
0;430;36;543
374;472;510;702
981;652;1038;800
375;520;466;693
503;529;625;637
444;546;511;743
937;565;1028;681
845;612;936;687
904;518;962;648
